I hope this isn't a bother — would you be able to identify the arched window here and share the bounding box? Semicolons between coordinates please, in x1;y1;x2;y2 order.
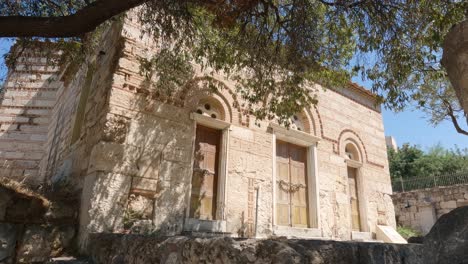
345;142;361;162
289;114;306;132
196;98;225;120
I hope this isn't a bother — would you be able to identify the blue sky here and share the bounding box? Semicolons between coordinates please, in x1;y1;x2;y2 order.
351;75;468;150
1;39;466;150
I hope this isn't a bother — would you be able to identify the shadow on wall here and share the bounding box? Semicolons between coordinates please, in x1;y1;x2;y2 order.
77;79;202;248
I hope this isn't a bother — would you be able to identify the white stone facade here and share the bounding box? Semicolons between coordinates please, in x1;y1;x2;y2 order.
0;13;396;246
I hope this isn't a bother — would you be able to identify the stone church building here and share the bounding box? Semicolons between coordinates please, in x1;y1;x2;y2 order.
0;14;396;245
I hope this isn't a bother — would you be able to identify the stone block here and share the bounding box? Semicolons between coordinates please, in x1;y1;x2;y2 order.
456;200;468;207
376;225;407;244
351;231;372;241
440;201;457;209
88;142;138;175
131;177;158;192
79;171;132;245
158;161;191;185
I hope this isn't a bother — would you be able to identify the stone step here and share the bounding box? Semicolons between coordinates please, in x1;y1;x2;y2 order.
181;230;233;238
46;257;91;264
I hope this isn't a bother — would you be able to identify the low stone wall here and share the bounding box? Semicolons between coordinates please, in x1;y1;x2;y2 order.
392;184;468;234
88;234;423;264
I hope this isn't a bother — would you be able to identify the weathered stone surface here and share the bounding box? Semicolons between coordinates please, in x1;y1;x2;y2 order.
102;114;130;144
393;184;468;235
88;234;424;264
127;194;154;220
0;223;17;263
16;225;76;264
423;206;468;264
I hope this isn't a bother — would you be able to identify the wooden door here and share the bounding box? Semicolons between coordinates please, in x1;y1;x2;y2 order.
276;141;290;226
348;167;361;231
190;125;221;220
276;141;309;227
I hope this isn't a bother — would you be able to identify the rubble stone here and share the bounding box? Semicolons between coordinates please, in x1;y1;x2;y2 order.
88;234;424;264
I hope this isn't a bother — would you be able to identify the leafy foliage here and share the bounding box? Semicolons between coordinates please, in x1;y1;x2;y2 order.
1;0;467;127
388;143;468;179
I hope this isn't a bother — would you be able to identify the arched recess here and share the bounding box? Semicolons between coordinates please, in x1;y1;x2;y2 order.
183;76;243;124
268;108;318;137
337;129;368;163
193;94;232;123
344;141;362;162
339;129;370;234
302;107;319;137
283;111;309;133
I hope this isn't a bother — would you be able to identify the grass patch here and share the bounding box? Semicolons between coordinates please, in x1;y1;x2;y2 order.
397;226;422;239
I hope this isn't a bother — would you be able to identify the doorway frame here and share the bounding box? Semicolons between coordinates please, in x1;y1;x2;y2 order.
269;123;321;238
346;158;370;237
184;113;230;232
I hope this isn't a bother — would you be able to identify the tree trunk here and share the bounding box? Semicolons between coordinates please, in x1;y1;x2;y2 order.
442;19;468;117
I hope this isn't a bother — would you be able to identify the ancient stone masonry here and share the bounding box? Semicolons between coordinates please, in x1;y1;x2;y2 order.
0;8;400;249
0;47;61;185
392;184;468;234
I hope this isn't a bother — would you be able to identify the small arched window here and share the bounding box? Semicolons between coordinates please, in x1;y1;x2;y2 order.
289;114;306;132
345;142;360;162
196;98;224;120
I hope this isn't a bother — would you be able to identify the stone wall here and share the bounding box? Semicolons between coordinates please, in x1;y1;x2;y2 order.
314;86;395;239
0;178;77;263
41;22;124;190
0;48;61;185
392;184;468;234
88;234;423;264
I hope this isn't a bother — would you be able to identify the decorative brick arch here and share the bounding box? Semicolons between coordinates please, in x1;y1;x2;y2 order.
337;130;385;168
183;76;244;125
337;129;368;162
302;108;318;136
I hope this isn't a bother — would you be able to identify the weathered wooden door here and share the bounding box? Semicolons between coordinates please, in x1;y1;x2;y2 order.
348;167;361;231
276;140;309;227
190;125;221;220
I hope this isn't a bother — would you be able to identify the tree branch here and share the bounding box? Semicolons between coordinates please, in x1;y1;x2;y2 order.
445;100;468;136
0;0;149;37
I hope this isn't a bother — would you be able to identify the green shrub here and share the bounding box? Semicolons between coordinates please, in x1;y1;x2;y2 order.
397;226;422;239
